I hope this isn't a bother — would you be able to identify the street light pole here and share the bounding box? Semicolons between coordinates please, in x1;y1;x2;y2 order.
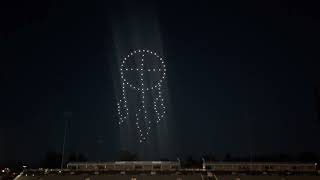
60;115;68;170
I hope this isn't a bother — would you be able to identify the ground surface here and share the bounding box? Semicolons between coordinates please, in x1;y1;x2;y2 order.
13;174;320;180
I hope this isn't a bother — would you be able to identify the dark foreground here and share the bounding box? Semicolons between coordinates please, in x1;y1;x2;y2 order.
11;174;320;180
3;161;319;180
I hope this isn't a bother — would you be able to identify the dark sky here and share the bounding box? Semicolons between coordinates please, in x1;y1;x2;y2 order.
1;0;320;165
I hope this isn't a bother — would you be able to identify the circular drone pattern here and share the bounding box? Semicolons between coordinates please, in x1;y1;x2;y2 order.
117;49;167;143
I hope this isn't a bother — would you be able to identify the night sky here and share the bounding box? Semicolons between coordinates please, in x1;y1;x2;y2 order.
1;0;320;165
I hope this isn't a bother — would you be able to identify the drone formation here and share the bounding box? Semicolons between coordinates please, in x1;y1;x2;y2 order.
117;49;167;143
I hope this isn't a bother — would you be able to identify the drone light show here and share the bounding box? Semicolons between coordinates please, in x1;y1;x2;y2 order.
116;49;167;143
109;1;173;159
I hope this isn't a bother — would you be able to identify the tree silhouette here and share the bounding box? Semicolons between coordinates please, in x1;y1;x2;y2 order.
41;151;62;168
297;152;318;162
118;150;138;161
68;152;88;162
224;153;231;162
202;152;216;162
